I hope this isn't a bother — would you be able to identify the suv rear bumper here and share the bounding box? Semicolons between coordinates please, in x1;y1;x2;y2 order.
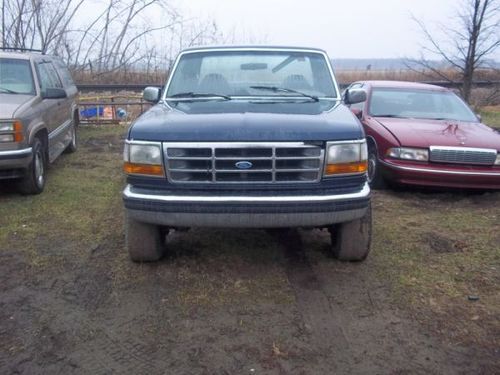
0;147;33;176
123;183;371;228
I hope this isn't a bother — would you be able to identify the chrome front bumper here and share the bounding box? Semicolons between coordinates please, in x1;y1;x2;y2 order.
123;183;371;228
0;147;33;170
379;159;500;189
380;159;500;176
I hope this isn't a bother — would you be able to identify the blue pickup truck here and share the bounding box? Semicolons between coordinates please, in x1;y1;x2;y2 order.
122;46;371;262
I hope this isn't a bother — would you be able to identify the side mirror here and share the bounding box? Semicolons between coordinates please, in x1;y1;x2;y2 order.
143;87;161;103
476;113;482;122
42;88;67;99
344;89;367;105
350;108;363;119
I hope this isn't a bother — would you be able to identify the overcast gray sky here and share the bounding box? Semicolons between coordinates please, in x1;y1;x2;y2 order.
172;0;498;59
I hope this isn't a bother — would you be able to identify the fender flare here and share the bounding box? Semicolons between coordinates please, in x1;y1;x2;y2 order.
28;122;48;145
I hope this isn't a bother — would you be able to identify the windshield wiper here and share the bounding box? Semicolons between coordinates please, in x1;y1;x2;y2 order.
0;86;21;94
250;86;319;102
167;92;231;100
373;114;409;118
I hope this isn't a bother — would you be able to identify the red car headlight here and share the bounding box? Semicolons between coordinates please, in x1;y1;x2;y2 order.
386;147;429;161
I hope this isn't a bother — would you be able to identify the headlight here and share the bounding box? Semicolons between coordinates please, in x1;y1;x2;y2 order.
0;134;14;142
128;144;162;164
324;141;368;176
0;120;23;142
0;123;14;132
386;147;428;161
495;153;500;165
123;141;164;176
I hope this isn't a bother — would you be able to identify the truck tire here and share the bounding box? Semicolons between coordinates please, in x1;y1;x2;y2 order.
329;204;372;261
64;123;77;153
125;215;165;262
19;137;46;195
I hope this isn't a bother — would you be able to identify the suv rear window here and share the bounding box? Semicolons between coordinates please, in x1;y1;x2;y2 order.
0;58;36;95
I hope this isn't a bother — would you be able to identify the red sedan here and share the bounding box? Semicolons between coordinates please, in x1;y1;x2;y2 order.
344;81;500;189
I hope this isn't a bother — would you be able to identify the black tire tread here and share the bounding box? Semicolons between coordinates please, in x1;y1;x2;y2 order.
330;204;372;261
19;137;45;195
125;215;165;262
368;145;386;190
64;123;77;154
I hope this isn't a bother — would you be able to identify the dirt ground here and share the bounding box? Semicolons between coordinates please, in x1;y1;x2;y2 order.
0;126;499;374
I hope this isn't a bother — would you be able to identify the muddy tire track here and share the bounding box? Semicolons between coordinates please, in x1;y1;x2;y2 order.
277;230;353;371
277;229;490;375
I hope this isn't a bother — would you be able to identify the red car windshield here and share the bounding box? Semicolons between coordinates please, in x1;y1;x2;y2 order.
369;88;477;122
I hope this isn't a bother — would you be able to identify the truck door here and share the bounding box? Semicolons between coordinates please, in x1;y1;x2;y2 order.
36;61;68;160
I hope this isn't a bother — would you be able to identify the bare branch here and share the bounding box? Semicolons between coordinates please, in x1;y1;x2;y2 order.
410;0;499;102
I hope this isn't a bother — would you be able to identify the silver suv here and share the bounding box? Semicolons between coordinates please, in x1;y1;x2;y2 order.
0;48;79;194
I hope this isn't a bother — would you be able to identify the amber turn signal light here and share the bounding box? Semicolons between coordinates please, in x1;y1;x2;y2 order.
325;161;368;175
13;121;23;142
124;162;164;176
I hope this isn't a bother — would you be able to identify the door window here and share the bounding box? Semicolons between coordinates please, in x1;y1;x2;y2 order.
54;60;75;87
37;62;63;91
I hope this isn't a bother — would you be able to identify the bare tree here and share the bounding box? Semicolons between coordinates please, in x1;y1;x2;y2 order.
1;0;180;71
1;0;86;53
408;0;499;102
0;0;255;82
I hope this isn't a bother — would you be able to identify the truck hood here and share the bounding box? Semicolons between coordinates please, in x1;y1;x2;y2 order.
0;94;35;118
374;117;500;150
129;100;364;142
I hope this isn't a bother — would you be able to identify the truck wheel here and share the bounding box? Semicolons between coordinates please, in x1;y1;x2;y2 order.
19;137;46;195
329;204;372;261
125;215;165;262
64;123;77;153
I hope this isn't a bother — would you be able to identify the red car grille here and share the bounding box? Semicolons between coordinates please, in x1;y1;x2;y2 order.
429;146;497;165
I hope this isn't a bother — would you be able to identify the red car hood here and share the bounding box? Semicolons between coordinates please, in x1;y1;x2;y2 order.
374;117;500;150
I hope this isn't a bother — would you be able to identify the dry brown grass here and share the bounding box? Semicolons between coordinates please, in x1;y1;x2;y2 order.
72;69;168;84
335;67;499;84
72;67;499;85
336;69;437;83
73;67;500;106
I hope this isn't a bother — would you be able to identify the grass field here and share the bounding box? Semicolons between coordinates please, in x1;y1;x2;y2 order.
481;105;500;128
0;125;499;373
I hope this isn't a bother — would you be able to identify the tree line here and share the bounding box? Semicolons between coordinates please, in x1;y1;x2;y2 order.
1;0;498;103
1;0;224;77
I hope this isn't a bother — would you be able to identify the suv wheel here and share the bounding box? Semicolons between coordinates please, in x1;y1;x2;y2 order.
125;215;166;262
19;137;46;195
65;124;77;153
329;204;372;261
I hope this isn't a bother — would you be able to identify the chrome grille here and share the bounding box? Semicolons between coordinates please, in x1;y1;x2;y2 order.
429;146;497;165
163;142;324;184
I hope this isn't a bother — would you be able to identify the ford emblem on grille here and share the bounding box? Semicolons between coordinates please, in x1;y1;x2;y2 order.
235;161;253;169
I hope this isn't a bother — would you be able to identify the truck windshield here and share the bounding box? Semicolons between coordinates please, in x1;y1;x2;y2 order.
0;58;36;95
166;50;338;99
369;88;477;122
